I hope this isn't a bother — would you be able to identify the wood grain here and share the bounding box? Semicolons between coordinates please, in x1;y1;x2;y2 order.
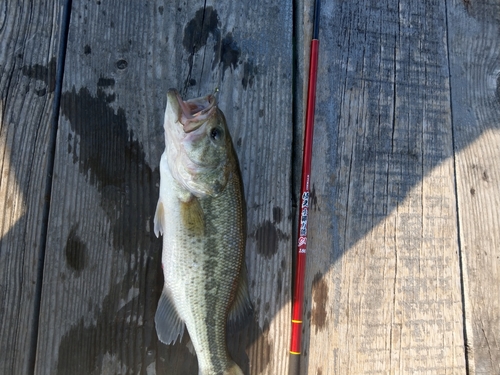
297;0;466;373
34;1;293;374
448;1;500;373
0;1;62;374
1;0;499;373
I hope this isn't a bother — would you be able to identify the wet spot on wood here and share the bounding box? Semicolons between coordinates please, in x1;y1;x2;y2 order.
496;73;500;103
97;77;115;87
64;226;87;273
56;269;149;375
242;60;257;89
60;87;158;256
219;33;240;79
183;7;220;90
84;45;91;54
253;220;290;258
310;184;319;211
157;333;199;374
158;5;164;15
255;221;278;258
183;7;219;54
272;206;283;223
21;56;56;93
35;88;46;97
264;302;270;313
247;319;272;374
317;368;323;375
311;272;328;332
277;267;283;294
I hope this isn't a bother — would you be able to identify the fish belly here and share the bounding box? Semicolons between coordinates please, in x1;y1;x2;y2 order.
159;158;244;374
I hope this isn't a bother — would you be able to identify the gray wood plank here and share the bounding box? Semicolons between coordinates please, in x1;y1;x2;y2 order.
35;1;293;374
447;1;500;373
0;1;63;373
295;0;466;373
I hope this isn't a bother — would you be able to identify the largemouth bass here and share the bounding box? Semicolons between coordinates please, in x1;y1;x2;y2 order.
154;89;252;375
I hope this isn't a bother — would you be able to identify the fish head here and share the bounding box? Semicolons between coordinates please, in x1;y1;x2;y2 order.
164;89;233;198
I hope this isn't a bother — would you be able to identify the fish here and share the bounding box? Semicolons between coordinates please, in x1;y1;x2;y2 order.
154;89;252;375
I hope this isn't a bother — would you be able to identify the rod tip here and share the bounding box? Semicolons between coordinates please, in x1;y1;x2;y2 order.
313;0;321;39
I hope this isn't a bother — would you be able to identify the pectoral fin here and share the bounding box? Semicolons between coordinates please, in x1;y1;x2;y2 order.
180;197;204;236
154;200;165;237
227;265;253;334
155;286;185;344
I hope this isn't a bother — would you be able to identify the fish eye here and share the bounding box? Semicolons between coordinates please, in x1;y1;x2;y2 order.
209;127;224;141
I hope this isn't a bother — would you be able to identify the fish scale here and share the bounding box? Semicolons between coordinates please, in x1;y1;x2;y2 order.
154;89;251;375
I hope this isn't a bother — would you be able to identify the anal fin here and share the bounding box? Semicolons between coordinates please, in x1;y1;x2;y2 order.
155;286;185;344
227;264;253;334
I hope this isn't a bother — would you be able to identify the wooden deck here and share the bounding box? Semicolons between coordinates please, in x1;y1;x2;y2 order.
1;0;499;374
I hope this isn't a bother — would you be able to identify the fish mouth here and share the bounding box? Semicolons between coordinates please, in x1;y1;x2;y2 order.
167;89;217;133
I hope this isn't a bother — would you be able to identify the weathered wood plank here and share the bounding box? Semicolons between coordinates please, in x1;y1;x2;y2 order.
35;1;292;374
447;1;500;373
0;1;62;373
296;0;466;373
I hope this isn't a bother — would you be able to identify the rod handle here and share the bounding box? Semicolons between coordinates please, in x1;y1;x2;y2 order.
289;353;300;375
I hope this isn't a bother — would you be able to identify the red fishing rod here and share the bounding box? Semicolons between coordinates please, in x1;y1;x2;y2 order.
289;0;320;373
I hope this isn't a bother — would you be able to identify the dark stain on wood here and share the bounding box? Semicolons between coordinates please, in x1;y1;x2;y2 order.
310;184;319;211
157;333;198;374
183;6;220;91
255;221;278;258
247;319;272;374
60;87;158;256
496;73;500;103
242;60;257;89
253;220;289;258
276;258;286;295
64;226;87;273
219;32;241;78
21;56;57;93
56;266;153;375
277;268;283;294
97;77;115;87
272;206;283;223
183;7;219;55
311;272;328;332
